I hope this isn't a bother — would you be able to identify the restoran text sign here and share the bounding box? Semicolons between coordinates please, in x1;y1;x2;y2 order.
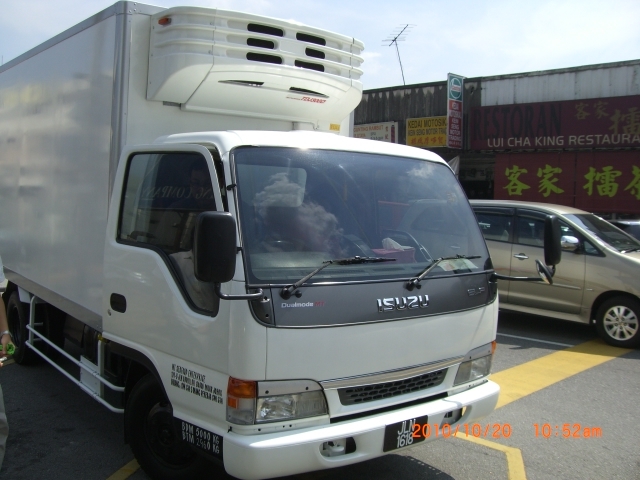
470;95;640;150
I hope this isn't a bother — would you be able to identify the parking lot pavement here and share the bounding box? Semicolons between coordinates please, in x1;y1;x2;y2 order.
1;311;639;480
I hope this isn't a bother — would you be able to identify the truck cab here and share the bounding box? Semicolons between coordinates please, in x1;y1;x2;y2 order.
103;131;501;478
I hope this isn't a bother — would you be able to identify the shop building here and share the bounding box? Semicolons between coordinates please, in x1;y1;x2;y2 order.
354;59;640;217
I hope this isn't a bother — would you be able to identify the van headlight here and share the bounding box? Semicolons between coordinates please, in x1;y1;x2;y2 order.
227;378;327;425
453;341;496;386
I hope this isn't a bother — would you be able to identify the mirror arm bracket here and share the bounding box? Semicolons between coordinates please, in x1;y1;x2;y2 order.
215;283;264;300
491;273;545;282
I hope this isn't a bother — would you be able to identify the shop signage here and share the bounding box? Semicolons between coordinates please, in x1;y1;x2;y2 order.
406;116;447;147
495;151;640;213
470;95;640;151
447;73;464;149
353;122;399;143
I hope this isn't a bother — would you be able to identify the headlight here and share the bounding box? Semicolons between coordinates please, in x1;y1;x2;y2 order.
227;378;328;425
453;341;496;386
453;355;492;385
256;391;327;423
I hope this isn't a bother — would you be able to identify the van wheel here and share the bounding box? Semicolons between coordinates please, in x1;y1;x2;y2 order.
595;297;640;348
125;374;208;480
6;291;36;364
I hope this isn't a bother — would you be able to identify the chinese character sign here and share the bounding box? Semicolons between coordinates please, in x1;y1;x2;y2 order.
494;151;640;213
575;151;640;212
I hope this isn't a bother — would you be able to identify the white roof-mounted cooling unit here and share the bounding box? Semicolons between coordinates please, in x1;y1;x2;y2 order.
147;7;364;126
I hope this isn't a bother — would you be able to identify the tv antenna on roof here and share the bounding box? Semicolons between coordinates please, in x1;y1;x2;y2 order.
382;24;414;86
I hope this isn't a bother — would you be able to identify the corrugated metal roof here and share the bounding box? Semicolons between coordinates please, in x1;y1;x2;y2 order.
480;61;640;105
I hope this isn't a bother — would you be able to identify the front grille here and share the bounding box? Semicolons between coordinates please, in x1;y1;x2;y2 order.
337;369;447;405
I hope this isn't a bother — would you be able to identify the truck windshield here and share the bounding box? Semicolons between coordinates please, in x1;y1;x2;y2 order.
234;147;489;285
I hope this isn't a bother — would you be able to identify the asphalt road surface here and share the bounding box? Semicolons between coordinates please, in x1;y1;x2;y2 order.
1;311;638;480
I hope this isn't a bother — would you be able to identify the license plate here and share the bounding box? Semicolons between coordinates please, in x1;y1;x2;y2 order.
383;415;429;452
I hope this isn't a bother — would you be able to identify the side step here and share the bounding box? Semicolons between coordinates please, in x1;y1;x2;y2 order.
26;295;125;413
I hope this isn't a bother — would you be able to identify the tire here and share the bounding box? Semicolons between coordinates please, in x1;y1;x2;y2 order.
6;291;36;364
42;305;66;359
125;374;209;480
595;296;640;348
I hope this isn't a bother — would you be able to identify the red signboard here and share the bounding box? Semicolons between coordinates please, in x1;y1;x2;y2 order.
494;151;640;213
470;95;640;151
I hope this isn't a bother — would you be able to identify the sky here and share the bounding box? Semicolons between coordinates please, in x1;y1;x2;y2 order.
1;0;639;90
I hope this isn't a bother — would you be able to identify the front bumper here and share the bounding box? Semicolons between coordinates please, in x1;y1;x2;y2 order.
223;380;500;479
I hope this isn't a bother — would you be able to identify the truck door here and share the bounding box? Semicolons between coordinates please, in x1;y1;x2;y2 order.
103;144;229;361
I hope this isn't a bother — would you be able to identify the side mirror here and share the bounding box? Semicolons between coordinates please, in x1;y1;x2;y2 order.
544;215;562;266
561;235;580;252
194;211;237;283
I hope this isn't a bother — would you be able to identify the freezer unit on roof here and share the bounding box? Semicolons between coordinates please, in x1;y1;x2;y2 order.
147;7;365;123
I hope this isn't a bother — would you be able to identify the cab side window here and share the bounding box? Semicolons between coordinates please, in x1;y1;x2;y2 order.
118;152;219;314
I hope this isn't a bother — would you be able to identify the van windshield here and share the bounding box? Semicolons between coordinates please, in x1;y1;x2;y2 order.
234;147;489;285
566;214;640;253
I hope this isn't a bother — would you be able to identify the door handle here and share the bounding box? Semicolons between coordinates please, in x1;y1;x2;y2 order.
513;253;529;260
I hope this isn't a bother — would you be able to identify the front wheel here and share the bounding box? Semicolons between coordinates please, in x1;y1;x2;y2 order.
595;296;640;348
125;374;209;480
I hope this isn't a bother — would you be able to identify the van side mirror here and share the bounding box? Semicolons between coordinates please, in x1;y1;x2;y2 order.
194;211;237;283
560;235;580;252
544;215;562;266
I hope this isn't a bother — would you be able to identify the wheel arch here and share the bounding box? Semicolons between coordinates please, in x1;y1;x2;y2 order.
108;341;167;443
589;290;640;323
1;281;18;303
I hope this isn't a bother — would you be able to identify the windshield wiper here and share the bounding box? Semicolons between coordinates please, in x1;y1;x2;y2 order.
406;254;481;291
280;256;396;299
621;246;640;253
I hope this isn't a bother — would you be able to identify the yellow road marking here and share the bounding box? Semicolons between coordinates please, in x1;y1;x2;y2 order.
106;459;139;480
455;433;526;480
491;339;632;409
452;338;632;479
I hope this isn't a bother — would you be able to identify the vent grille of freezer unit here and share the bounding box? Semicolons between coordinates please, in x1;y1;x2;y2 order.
147;7;364;123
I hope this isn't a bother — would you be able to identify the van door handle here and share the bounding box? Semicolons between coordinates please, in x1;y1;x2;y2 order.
513;253;529;260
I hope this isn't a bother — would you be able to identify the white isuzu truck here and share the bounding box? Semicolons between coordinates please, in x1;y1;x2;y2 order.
0;2;560;479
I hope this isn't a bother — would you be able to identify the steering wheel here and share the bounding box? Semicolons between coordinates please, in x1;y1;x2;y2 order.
341;234;375;257
264;239;298;252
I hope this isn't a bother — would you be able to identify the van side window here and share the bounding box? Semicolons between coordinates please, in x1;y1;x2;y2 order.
516;215;545;247
560;220;598;255
475;212;512;242
118;152;219;314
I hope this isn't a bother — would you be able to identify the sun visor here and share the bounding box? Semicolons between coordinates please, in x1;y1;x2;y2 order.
147;7;364;125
